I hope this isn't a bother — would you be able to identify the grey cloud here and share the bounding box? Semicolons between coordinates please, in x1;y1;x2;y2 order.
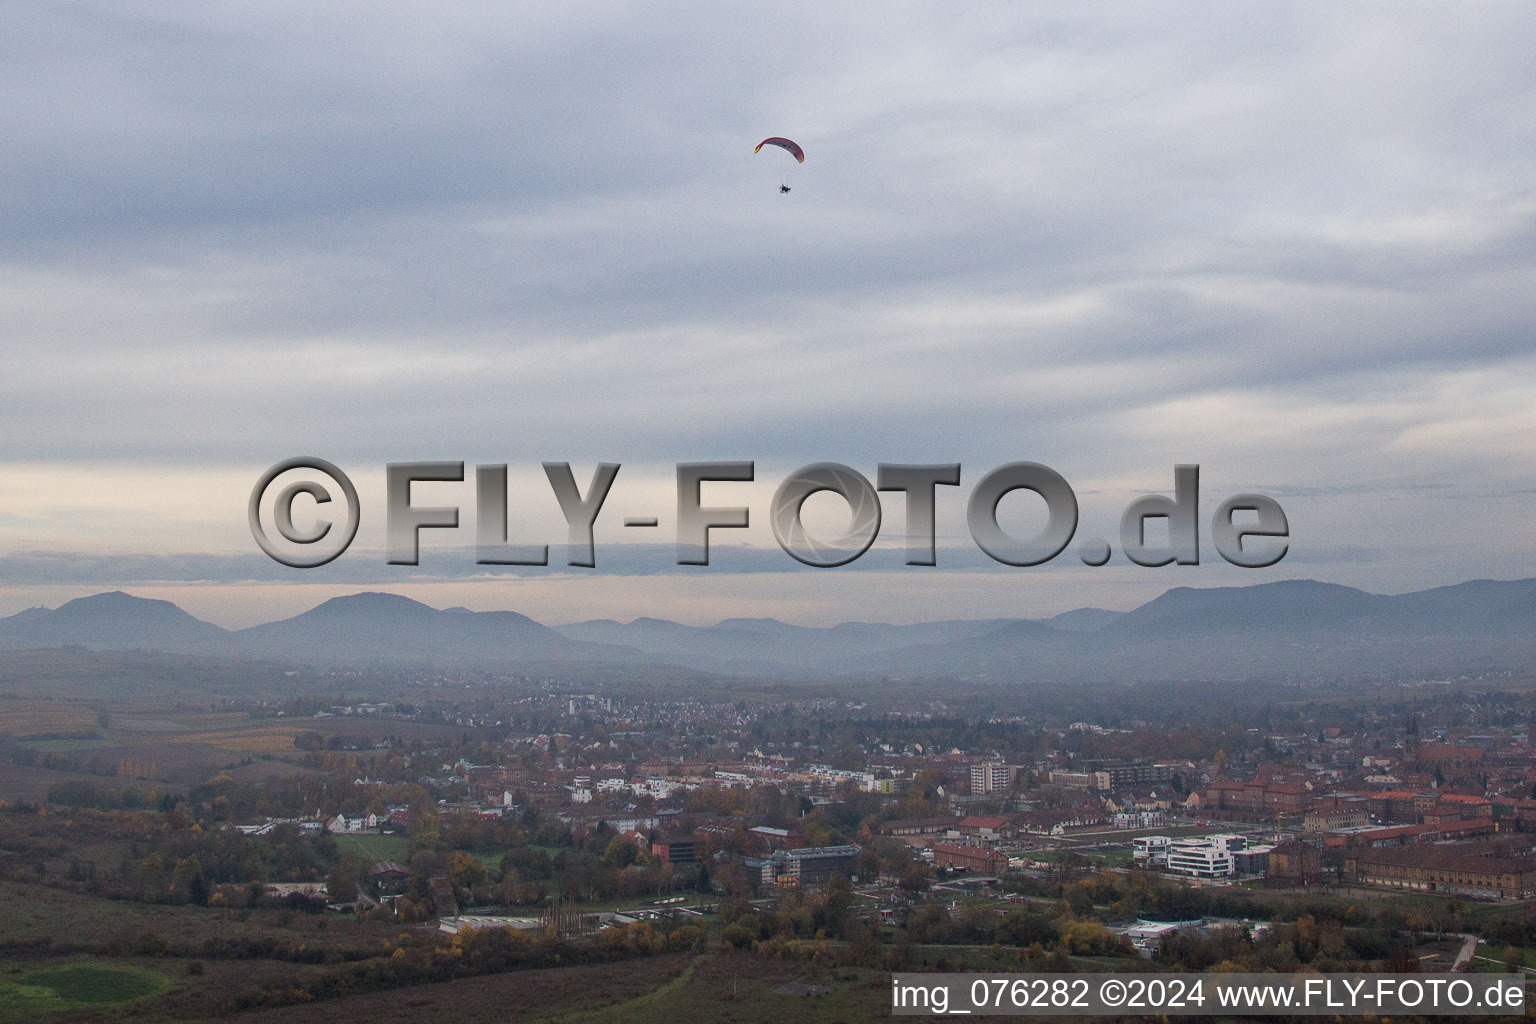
0;536;1398;587
3;3;1536;616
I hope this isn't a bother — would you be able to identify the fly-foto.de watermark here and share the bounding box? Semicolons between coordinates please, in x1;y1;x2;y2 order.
248;459;1288;570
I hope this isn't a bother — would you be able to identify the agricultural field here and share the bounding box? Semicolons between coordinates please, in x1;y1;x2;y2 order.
0;692;477;805
155;724;313;755
218;952;890;1024
0;876;447;1019
0;650;318;702
0;699;103;737
0;879;400;954
0;873;890;1024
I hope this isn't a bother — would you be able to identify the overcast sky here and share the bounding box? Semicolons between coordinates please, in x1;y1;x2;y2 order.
2;3;1535;628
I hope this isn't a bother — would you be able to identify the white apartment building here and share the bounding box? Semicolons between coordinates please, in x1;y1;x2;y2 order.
1114;810;1165;830
1132;835;1171;866
1164;834;1247;879
970;761;1018;795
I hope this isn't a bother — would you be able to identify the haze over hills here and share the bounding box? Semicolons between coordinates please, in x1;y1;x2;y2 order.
4;578;1536;682
554;615;1034;675
0;591;228;648
872;578;1536;682
227;592;631;665
1042;607;1123;632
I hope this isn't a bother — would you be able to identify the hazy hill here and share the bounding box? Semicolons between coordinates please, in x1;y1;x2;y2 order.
1109;580;1384;634
554;615;1033;676
1043;607;1123;631
0;591;227;649
864;578;1536;682
229;592;625;665
8;578;1536;683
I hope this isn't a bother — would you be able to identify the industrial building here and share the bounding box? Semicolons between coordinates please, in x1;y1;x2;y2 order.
1345;847;1536;899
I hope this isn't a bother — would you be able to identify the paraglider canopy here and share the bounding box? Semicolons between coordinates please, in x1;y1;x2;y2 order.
755;137;805;163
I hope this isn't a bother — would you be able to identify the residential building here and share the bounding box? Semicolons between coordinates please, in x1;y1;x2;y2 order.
1267;838;1324;887
1303;805;1369;833
1049;769;1110;790
1114;810;1165;830
970;762;1017;795
649;832;696;865
1164;835;1246;879
1132;836;1171;867
1080;761;1175;789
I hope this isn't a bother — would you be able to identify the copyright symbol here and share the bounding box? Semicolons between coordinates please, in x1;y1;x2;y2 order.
249;457;360;568
1100;979;1126;1007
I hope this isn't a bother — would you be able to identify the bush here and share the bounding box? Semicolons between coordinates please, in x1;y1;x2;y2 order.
723;923;756;949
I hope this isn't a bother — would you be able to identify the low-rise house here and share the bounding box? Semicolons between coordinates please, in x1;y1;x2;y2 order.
958;815;1011;842
932;842;1008;874
879;816;960;837
368;861;411;897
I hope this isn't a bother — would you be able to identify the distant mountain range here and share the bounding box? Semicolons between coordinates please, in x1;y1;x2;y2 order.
5;578;1536;683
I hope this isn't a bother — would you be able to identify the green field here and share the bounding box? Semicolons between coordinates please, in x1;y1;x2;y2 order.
1088;849;1134;868
330;832;409;862
331;834;547;873
0;962;171;1018
18;738;119;752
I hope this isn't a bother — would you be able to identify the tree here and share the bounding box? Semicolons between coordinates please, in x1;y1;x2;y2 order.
1063;883;1093;918
899;862;930;895
326;854;363;903
857;846;880;880
170;854;203;902
601;834;639;870
447;850;491;901
822;873;854;938
187;869;210;906
559;853;607;903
